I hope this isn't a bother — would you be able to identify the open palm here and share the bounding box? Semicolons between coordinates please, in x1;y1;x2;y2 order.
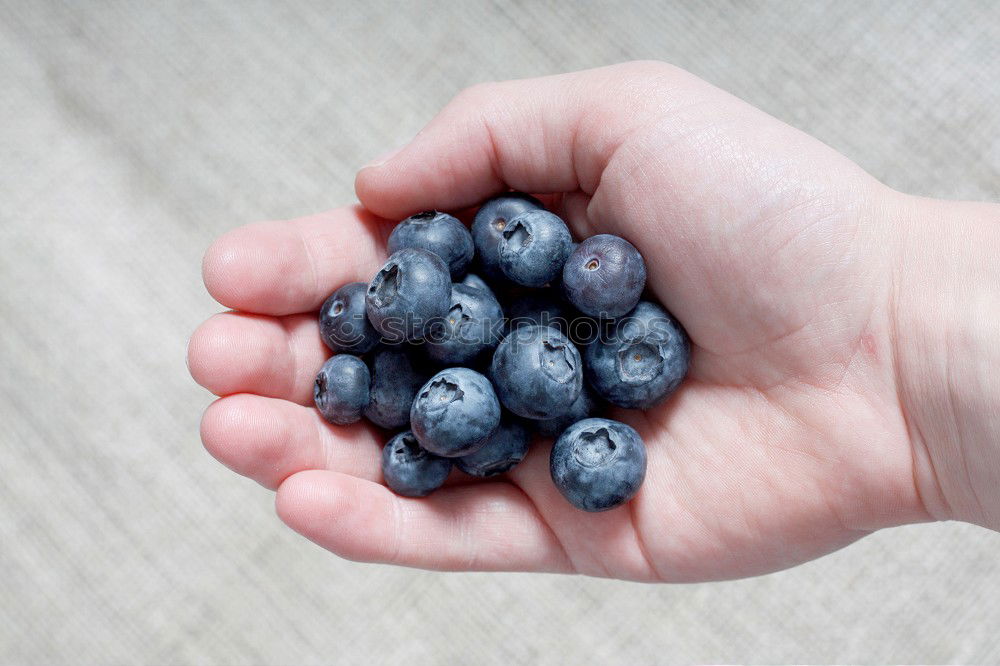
189;62;926;582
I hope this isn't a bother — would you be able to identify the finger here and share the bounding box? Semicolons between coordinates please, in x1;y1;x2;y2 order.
200;394;382;490
558;190;598;239
188;311;327;405
202;204;393;316
275;469;572;573
200;392;489;491
355;61;690;220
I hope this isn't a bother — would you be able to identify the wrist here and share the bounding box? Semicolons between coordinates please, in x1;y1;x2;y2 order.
890;192;1000;529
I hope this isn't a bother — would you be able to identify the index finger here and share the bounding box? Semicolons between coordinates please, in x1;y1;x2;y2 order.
202;205;393;316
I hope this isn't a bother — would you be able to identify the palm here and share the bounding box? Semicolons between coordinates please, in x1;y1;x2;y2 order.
190;63;922;581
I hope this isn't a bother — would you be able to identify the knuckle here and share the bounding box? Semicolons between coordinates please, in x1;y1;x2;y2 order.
617;59;685;80
452;81;501;108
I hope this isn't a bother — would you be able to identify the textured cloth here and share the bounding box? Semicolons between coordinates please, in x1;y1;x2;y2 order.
2;1;999;663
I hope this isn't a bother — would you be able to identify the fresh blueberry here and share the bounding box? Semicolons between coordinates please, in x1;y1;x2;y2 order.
366;248;452;342
387;211;475;279
460;272;492;294
497;210;573;287
472;192;543;281
455;418;530;477
562;234;646;318
381;430;452;497
363;348;427;429
506;288;603;347
507;289;573;337
489;324;582;420
425;283;505;365
410;368;501;457
613;300;685;343
550;417;647;512
532;386;600;438
318;282;381;354
313;355;371;425
585;300;690;409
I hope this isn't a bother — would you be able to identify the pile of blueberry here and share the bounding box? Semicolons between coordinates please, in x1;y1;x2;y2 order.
313;193;690;512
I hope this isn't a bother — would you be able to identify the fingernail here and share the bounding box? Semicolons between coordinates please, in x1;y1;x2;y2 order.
363;144;406;170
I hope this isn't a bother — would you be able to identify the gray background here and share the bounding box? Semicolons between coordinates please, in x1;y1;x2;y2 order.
2;1;999;663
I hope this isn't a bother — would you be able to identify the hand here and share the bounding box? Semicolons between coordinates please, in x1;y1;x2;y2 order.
188;62;1000;581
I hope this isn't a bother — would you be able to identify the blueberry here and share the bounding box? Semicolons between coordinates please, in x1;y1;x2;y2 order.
507;289;573;337
387;211;475;279
382;430;452;497
506;289;603;347
585;301;690;409
532;386;600;438
497;210;573;287
367;248;451;342
614;300;684;343
489;324;582;420
425;283;505;365
318;282;381;354
550;418;647;512
472;192;543;281
313;355;371;425
409;368;501;457
562;234;646;318
363;348;427;429
455;418;530;477
460;272;492;294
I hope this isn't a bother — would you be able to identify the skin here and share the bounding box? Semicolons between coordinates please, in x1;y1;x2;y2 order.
188;62;1000;581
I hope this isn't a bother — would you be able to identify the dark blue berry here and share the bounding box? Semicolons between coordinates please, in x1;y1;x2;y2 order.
455;418;530;477
498;210;573;287
410;368;501;457
460;273;492;294
387;211;474;278
508;289;574;337
382;430;452;497
425;283;505;365
318;282;381;354
532;386;600;438
585;301;690;409
489;324;582;420
562;234;646;318
363;348;427;429
550;418;646;512
366;248;451;342
313;355;371;425
472;192;543;281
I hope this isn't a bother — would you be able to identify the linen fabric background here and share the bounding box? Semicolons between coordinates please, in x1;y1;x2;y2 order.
2;1;998;663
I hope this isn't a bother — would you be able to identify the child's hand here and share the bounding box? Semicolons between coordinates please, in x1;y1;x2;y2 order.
188;62;1000;581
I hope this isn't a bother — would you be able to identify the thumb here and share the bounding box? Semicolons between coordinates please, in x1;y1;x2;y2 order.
354;61;689;220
